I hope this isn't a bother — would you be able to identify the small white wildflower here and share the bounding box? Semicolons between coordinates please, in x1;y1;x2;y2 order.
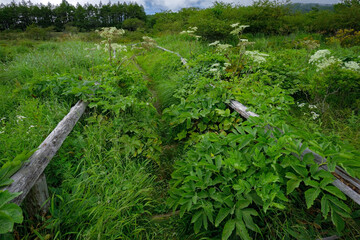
308;104;317;109
209;41;220;46
239;39;248;42
343;61;360;71
180;31;187;35
0;131;4;134
0;117;5;121
29;125;35;129
231;23;240;28
209;68;218;72
211;63;220;68
316;56;340;71
224;63;231;67
298;103;306;108
216;44;232;52
311;111;320;120
245;51;269;64
16;115;26;121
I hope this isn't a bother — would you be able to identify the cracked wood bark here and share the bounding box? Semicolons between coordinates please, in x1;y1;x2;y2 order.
229;99;360;205
2;100;88;207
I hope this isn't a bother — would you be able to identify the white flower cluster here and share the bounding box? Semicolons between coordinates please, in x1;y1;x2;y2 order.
311;111;319;120
230;23;250;36
96;27;125;40
209;62;230;73
180;26;201;40
141;36;157;50
344;61;360;71
245;51;269;64
208;41;232;52
309;49;360;72
16;115;26;123
297;103;320;120
309;49;331;64
309;49;340;71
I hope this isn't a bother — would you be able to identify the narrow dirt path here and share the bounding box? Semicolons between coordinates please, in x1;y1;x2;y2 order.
132;59;162;115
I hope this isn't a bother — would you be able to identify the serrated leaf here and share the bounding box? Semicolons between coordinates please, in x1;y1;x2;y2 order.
191;210;203;223
287;179;302;194
235;218;251;240
323;186;346;200
303;152;315;165
222;219;235;240
304;188;321;209
331;208;345;232
327;195;351;213
242;209;260;233
215;208;231;227
321;196;330;219
194;217;202;234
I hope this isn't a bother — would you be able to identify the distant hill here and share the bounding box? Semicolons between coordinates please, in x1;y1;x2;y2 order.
289;3;335;12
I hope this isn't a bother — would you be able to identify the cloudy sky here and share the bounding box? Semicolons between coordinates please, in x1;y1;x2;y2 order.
0;0;342;14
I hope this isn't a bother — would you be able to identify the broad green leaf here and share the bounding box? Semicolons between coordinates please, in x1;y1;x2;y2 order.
215;208;231;227
242;209;260;233
322;186;346;200
0;211;13;234
291;164;308;178
319;178;334;188
327;195;351;213
304;179;319;188
303;152;314;165
191;210;203;224
0;179;13;188
287;179;302;194
331;208;345;232
222;219;235;240
203;213;208;230
304;188;321;209
0;203;23;224
194;217;202;234
236;199;251;209
0;191;21;209
285;172;298;180
321;195;330;219
235;218;251;240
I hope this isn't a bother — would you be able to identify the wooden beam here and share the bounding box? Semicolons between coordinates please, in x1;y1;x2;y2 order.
228;99;360;205
155;46;189;68
23;173;50;216
2;100;88;205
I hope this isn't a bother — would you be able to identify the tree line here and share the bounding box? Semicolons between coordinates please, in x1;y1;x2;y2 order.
148;0;360;40
0;0;146;31
1;0;359;38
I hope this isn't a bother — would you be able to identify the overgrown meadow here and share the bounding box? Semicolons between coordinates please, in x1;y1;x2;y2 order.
1;6;360;240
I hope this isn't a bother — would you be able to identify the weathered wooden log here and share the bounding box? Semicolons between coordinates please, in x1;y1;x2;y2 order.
156;46;189;68
229;99;360;205
23;173;50;216
2;100;88;205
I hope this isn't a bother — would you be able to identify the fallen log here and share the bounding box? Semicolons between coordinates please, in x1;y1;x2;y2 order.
2;100;88;206
229;100;360;205
155;46;189;68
